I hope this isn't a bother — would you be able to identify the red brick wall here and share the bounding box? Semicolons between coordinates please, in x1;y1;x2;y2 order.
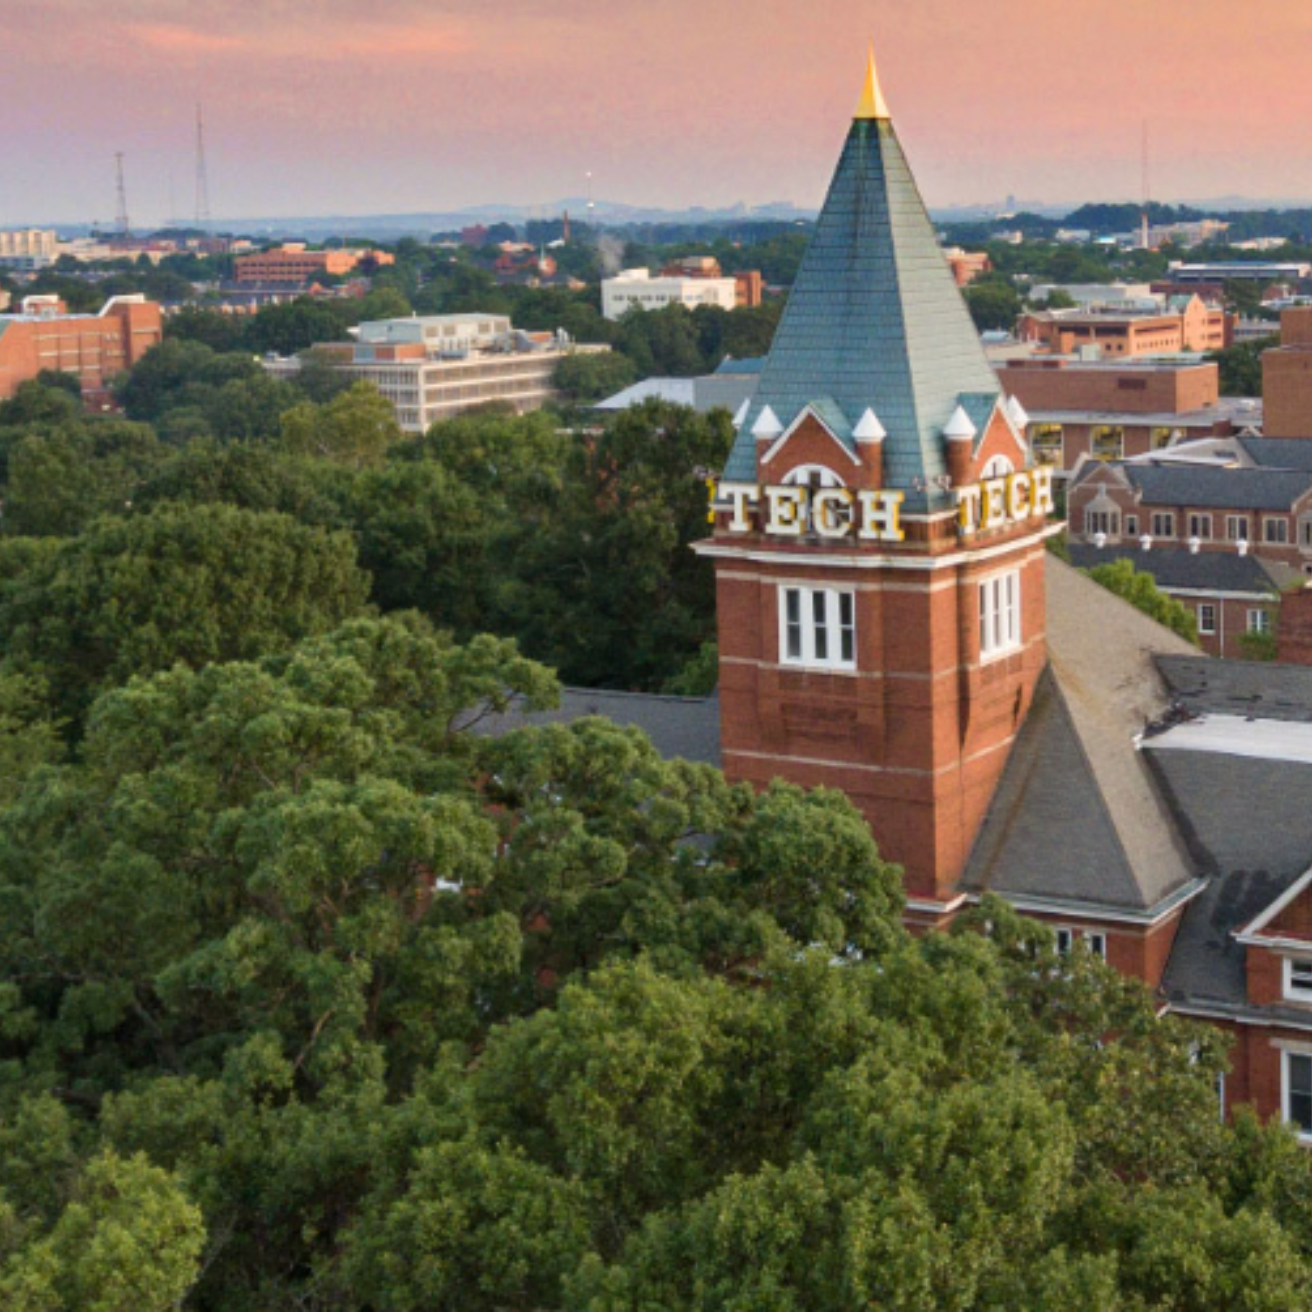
1264;347;1312;438
1000;362;1219;416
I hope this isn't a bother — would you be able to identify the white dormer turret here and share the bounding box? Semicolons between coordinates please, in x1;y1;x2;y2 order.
1006;395;1030;430
853;407;887;443
943;403;978;443
751;405;783;440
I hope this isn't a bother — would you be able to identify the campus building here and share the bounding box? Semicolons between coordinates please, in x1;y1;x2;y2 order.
0;293;163;402
0;229;58;270
1018;295;1231;358
263;312;610;431
485;54;1312;1143
997;356;1260;472
233;244;395;285
601;268;739;320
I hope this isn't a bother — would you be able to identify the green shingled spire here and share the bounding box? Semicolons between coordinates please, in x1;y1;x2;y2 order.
724;109;1002;510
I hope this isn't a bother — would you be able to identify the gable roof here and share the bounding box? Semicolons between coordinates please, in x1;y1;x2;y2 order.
960;556;1200;914
1121;463;1312;511
722;113;1000;508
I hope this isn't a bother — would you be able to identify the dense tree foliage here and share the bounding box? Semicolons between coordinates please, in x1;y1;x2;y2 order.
1083;559;1200;645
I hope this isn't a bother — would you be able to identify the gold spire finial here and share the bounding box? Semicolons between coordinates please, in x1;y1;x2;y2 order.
855;42;891;120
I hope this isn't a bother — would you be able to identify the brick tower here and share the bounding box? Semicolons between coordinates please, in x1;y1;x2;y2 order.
696;52;1058;921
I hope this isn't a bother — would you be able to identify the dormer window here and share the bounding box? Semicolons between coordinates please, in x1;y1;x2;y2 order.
1284;957;1312;1002
782;465;844;490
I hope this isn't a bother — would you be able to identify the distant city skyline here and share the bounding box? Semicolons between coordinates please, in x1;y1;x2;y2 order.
5;0;1312;227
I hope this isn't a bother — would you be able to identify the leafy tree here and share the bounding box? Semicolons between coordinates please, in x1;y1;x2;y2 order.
552;350;638;404
1084;558;1199;645
280;382;403;468
1208;337;1277;397
0;501;371;727
965;277;1023;332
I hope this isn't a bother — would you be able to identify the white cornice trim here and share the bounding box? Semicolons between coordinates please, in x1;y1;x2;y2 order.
692;522;1064;572
966;877;1207;927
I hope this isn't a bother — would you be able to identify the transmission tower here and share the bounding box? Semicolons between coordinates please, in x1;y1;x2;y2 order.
194;104;211;230
114;152;131;237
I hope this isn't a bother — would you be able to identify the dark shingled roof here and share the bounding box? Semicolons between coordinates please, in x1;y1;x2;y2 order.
723;115;1000;509
1122;463;1312;511
1239;436;1312;470
1067;544;1280;596
1157;654;1312;723
471;688;721;767
960;557;1200;914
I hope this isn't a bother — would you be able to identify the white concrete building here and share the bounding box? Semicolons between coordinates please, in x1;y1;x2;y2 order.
265;313;612;433
0;229;58;270
601;268;738;321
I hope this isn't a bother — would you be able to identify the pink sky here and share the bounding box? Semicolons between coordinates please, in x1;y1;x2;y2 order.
4;0;1312;225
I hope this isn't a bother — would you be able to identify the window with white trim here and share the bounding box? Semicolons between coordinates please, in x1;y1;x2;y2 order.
1198;604;1217;635
1126;515;1139;535
1150;511;1175;538
781;464;843;490
1285;957;1312;1002
1226;515;1250;542
1265;518;1290;545
1248;608;1273;635
779;585;855;671
1188;513;1212;540
1086;932;1107;960
1283;1051;1312;1138
1055;928;1073;955
1085;509;1119;537
978;570;1021;660
982;455;1015;479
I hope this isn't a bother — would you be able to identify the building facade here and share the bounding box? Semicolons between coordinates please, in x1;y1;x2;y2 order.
0;294;163;402
0;229;58;270
997;357;1259;472
263;313;609;431
233;244;394;284
1018;295;1230;358
601;269;739;320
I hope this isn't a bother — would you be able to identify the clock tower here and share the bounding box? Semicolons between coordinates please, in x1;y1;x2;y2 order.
696;52;1057;922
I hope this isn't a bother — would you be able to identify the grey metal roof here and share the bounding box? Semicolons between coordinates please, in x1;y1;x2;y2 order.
1239;436;1312;470
470;688;721;767
1067;544;1280;595
1123;463;1312;511
723;117;1000;508
714;356;767;376
594;374;758;417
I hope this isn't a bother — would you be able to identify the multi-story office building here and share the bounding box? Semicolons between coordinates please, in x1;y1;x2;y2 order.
0;294;162;401
601;268;739;320
263;313;610;431
233;244;395;285
0;229;58;271
1018;293;1231;358
998;357;1259;472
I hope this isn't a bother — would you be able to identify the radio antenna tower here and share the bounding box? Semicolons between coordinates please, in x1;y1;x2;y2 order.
194;104;211;230
114;152;131;237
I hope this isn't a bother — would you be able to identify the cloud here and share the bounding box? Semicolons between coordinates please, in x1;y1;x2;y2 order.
130;24;247;54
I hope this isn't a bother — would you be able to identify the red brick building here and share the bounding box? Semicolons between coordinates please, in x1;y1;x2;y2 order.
0;294;162;402
1018;295;1231;358
997;357;1257;472
233;244;394;284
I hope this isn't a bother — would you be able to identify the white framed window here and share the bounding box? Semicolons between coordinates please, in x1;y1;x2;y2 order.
1198;604;1217;635
1086;932;1107;960
779;585;856;671
1265;518;1290;545
982;455;1015;479
1126;515;1139;535
1188;513;1212;540
1085;510;1119;537
1151;511;1175;538
1283;1050;1312;1139
978;570;1021;661
1055;928;1073;955
781;464;843;490
1248;609;1272;635
1285;957;1312;1002
1226;515;1250;542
